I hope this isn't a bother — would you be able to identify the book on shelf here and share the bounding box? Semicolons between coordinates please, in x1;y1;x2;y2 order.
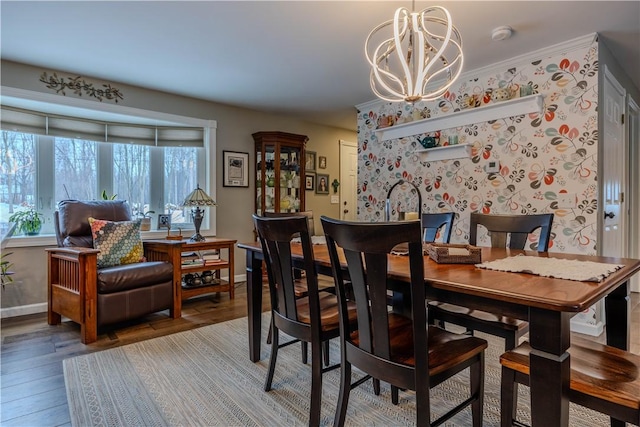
182;259;205;268
181;251;199;260
181;258;204;267
201;250;220;261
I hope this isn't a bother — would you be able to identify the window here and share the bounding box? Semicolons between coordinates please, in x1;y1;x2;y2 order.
1;104;211;236
0;131;36;213
55;137;98;201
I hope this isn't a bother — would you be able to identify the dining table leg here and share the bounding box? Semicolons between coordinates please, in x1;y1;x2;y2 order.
604;281;630;427
528;308;572;427
246;249;263;362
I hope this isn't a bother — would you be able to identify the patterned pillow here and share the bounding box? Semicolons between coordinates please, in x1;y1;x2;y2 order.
88;217;144;268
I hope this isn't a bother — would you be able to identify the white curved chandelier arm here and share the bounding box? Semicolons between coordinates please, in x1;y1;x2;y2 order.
392;8;414;96
416;7;454;85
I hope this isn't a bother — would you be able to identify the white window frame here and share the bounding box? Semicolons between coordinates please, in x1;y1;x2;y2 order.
1;86;217;248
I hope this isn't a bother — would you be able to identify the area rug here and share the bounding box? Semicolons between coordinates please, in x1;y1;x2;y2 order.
64;314;608;426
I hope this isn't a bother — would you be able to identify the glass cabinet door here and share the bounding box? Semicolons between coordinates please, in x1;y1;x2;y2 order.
278;145;302;213
253;132;307;216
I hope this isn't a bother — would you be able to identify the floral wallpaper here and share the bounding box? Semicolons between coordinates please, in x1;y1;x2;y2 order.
357;40;599;255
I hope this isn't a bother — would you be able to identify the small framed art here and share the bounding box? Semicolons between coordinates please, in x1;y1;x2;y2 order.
305;173;315;191
318;156;327;169
157;214;171;230
305;151;316;172
223;151;249;187
316;174;329;194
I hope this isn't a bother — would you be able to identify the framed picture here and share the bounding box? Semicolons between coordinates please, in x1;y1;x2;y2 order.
157;214;171;229
305;173;315;191
223;151;249;187
305;151;316;172
316;174;329;194
318;156;327;169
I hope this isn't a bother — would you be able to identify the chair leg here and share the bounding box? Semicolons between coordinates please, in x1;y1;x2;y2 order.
323;340;330;366
309;339;323;427
334;360;352;427
505;333;517;351
372;378;381;395
502;335;520;423
500;365;517;427
470;352;485;427
266;316;273;344
301;341;308;364
264;323;279;392
391;385;399;405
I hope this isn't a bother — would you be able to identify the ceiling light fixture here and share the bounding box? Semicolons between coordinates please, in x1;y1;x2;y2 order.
365;4;463;103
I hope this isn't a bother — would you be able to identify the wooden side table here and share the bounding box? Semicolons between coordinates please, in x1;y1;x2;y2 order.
145;237;236;317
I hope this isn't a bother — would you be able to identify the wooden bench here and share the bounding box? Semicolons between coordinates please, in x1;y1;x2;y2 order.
500;336;640;426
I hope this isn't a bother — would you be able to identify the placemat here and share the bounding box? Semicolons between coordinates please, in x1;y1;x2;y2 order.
475;254;624;282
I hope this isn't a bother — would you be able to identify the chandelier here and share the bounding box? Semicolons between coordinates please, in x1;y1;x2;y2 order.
365;5;463;103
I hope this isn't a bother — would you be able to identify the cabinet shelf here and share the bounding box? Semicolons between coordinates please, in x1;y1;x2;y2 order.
376;94;545;142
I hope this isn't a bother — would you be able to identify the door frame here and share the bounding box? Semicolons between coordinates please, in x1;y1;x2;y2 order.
628;96;640;292
599;65;628;257
339;140;357;221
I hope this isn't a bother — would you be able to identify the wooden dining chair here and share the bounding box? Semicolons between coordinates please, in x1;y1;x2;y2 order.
253;214;356;427
421;212;455;243
321;216;487;427
428;212;554;351
262;211;333;365
500;336;640;426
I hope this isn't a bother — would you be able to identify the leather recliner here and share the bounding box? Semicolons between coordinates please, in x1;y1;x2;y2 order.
47;200;182;344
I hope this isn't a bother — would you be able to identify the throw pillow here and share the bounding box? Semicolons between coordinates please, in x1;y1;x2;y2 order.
88;217;144;268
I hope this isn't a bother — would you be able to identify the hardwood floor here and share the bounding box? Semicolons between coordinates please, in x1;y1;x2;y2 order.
1;285;638;427
1;284;271;427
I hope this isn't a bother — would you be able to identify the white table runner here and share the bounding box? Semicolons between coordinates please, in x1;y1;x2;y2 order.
476;254;624;282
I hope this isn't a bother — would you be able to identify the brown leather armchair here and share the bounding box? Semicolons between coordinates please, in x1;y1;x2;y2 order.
47;200;182;344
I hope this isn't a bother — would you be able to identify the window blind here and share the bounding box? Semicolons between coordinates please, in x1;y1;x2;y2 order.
0;106;204;147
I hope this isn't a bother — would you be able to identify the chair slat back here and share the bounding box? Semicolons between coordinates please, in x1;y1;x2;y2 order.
321;216;426;374
469;213;553;251
253;214;319;322
263;210;315;236
421;212;455;243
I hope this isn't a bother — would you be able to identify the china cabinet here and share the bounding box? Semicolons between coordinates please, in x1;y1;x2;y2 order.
253;131;307;215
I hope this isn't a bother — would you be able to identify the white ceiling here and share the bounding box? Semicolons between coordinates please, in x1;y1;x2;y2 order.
1;1;639;131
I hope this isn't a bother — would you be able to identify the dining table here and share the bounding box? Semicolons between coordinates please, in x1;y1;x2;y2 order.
237;240;640;427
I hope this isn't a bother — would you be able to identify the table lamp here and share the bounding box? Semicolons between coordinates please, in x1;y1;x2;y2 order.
181;185;216;242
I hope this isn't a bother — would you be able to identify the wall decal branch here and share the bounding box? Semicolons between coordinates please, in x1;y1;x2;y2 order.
39;72;124;103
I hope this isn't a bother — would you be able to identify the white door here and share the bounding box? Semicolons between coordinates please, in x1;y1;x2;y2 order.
601;67;627;258
339;140;357;221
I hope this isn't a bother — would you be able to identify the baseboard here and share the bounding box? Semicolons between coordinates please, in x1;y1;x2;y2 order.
1;302;47;319
570;318;604;336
